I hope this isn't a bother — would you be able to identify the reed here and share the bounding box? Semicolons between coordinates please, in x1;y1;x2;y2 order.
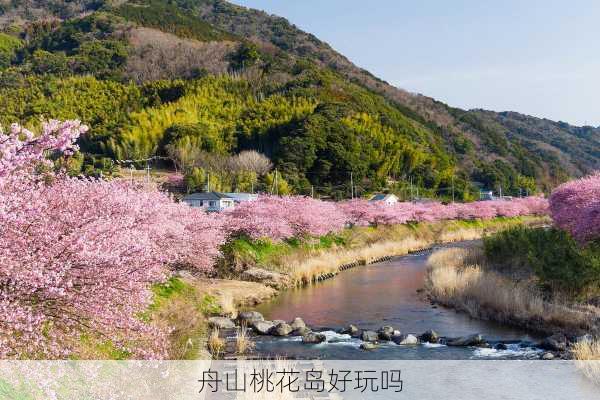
207;328;225;358
425;246;592;333
573;339;600;385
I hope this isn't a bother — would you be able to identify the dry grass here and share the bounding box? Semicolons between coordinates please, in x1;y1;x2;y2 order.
574;339;600;385
235;324;255;355
207;328;225;359
286;237;429;285
219;292;237;319
425;246;592;333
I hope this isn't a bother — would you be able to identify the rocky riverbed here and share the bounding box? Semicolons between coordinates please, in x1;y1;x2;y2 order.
209;311;589;360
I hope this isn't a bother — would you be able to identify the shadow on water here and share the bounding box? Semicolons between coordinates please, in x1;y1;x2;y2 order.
252;241;544;360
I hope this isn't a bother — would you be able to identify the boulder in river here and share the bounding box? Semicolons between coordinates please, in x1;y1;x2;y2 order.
378;326;395;341
292;326;311;336
271;322;293;336
539;333;567;352
208;317;236;330
360;342;378;351
419;329;439;343
302;332;326;344
447;334;486;347
252;320;275;335
541;352;555;360
494;343;508;350
392;334;418;345
290;317;306;331
237;311;264;324
361;330;379;342
340;325;359;336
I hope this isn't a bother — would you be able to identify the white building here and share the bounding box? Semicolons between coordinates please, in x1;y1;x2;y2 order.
369;193;399;205
224;193;258;204
182;192;235;212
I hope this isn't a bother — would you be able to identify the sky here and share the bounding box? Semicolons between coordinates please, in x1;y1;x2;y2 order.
231;0;600;126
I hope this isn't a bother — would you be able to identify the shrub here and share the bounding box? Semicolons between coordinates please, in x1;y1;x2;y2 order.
485;226;600;296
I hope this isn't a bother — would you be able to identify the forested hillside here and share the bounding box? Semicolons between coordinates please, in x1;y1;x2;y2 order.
0;0;597;199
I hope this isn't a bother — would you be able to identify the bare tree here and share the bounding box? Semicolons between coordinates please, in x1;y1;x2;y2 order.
233;150;273;175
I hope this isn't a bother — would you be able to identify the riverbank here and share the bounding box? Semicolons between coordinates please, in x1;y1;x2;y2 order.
178;216;547;359
224;216;549;287
424;243;599;358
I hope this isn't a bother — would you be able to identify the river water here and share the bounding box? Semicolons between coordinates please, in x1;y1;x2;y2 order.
252;241;544;359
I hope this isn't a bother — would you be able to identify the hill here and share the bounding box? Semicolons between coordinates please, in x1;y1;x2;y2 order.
0;0;597;199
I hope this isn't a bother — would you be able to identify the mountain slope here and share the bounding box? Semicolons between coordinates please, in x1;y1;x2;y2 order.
0;0;597;198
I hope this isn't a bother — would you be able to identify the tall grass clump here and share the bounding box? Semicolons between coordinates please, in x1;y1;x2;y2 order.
426;246;592;333
573;339;600;385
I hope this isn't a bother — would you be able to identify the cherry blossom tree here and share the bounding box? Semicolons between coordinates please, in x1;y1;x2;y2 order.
550;172;600;244
0;120;225;359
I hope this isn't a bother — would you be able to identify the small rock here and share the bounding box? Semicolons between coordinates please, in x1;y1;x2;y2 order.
494;343;508;350
541;352;555;360
272;319;286;326
340;325;359;336
292;326;311;336
378;326;395;341
361;330;379;342
419;329;439;343
252;320;275;335
392;334;418;345
360;342;378;351
208;317;236;330
540;333;567;352
302;332;326;344
447;334;486;347
271;322;293;336
290;317;306;331
237;311;264;324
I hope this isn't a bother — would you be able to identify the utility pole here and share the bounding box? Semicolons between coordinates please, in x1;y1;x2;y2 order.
207;172;210;192
129;165;134;184
311;185;314;198
145;162;151;184
274;169;279;196
409;176;413;201
451;175;455;203
499;185;503;199
350;172;354;199
251;180;254;194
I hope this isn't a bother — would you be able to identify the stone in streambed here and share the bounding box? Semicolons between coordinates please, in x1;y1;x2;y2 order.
378;326;395;341
361;330;379;342
360;342;378;351
447;334;486;347
237;311;264;324
208;317;236;330
392;334;418;345
339;325;359;336
419;329;439;344
494;343;508;350
290;317;306;331
539;333;567;352
302;332;326;344
541;352;555;360
252;320;275;335
271;322;293;336
292;326;311;336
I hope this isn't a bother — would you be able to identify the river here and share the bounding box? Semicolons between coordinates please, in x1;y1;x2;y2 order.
251;241;544;359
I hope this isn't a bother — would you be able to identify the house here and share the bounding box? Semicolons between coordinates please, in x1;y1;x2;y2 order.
223;193;258;204
369;193;399;205
479;191;496;201
182;191;235;212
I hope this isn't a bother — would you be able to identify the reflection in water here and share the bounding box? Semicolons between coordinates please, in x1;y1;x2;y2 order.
253;242;543;360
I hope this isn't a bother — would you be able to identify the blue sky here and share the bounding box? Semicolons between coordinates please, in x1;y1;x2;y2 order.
231;0;600;126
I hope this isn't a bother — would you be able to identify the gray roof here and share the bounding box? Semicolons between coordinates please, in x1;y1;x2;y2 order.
371;194;388;201
183;191;233;201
